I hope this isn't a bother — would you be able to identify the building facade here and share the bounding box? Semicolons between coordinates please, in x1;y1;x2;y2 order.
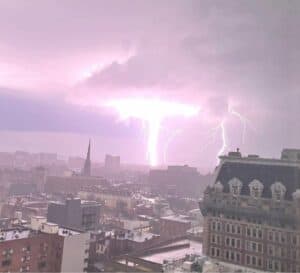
200;149;300;272
159;215;191;240
0;216;90;272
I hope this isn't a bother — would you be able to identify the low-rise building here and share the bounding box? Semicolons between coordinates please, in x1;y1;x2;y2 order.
159;215;191;240
47;197;101;231
0;216;90;272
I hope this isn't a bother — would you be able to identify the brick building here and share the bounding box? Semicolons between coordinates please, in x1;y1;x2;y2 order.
0;216;90;272
0;228;62;272
200;149;300;272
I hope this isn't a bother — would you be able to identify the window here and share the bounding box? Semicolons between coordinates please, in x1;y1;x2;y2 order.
38;261;46;269
258;244;262;253
231;225;236;234
249;179;264;198
268;260;273;270
217;222;221;231
226;237;230;246
212;222;216;231
211;247;215;256
226;224;230;233
258;258;262;267
217;235;220;244
216;249;220;257
268;245;273;256
252;242;257;252
246;255;250;265
231;238;235;247
246;241;250;251
237;239;240;248
269;231;273;241
236;253;240;262
229;178;243;196
271;182;286;201
211;234;215;243
253;229;257;238
237;226;241;234
2;260;11;267
230;252;234;261
247;228;251;236
252;256;256;266
226;251;229;259
258;229;262;239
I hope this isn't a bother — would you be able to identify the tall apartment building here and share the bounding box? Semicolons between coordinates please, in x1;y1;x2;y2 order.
0;216;89;272
200;149;300;272
47;197;101;231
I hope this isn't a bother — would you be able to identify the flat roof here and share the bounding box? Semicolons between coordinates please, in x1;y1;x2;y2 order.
0;229;31;241
141;240;202;264
160;215;191;224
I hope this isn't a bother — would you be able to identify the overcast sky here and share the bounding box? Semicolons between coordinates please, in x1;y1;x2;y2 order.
0;0;299;171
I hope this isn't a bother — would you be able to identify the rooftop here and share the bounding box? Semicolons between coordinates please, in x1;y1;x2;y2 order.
141;240;202;264
216;160;300;200
160;215;191;224
0;229;31;241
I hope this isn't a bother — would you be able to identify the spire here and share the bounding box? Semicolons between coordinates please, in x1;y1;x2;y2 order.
82;139;91;176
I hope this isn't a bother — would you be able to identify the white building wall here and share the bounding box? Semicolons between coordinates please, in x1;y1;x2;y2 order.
61;232;90;272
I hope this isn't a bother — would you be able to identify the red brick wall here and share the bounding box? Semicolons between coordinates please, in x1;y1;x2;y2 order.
0;232;64;272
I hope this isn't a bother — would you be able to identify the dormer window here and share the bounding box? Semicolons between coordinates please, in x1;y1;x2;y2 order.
228;178;243;196
214;181;224;193
271;182;286;201
249;180;264;199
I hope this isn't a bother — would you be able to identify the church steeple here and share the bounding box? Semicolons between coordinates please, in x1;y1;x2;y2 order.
82;140;91;176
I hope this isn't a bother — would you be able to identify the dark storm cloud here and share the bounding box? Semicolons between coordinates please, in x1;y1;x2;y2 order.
0;89;139;137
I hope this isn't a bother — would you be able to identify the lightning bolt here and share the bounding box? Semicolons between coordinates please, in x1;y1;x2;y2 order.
217;119;227;163
163;129;182;165
106;98;199;166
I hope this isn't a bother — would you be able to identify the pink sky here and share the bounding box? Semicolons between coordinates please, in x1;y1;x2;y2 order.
0;0;299;171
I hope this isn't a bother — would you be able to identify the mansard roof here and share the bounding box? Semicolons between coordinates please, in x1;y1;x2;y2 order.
216;161;300;200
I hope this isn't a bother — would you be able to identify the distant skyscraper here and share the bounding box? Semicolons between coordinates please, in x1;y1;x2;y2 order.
104;154;120;173
82;140;91;176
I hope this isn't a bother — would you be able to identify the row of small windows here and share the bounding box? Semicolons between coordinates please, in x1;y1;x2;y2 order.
268;245;300;260
211;235;299;260
246;227;263;239
245;255;263;268
211;220;300;245
215;179;287;201
225;237;241;248
211;221;241;234
210;247;241;264
268;231;299;245
245;240;263;253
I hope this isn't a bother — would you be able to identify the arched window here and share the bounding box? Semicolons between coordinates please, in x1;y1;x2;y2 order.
271;182;286;201
228;178;243;196
249;179;264;198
